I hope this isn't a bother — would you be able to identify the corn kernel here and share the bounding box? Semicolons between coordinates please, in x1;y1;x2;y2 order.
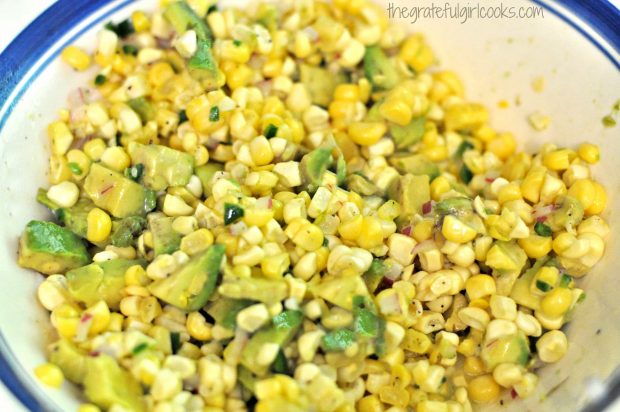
61;46;91;71
87;208;112;243
34;363;64;388
348;122;387;146
577;143;600;164
467;374;500;403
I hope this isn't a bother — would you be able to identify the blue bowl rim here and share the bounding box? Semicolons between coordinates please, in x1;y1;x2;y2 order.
0;0;618;411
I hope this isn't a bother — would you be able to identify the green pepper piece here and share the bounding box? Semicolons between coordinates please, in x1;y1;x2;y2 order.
224;203;244;225
321;329;356;352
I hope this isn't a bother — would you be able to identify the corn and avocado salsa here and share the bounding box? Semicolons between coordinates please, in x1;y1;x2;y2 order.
22;0;608;411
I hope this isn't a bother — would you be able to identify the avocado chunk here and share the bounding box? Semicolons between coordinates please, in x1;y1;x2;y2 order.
363;46;399;90
240;310;303;376
300;64;346;107
480;331;530;370
206;298;254;329
510;259;548;310
322;329;355;352
188;39;220;88
434;197;473;216
18;221;89;275
547;196;584;232
128;143;194;191
390;117;426;149
37;189;95;238
219;277;288;303
110;216;147;247
83;354;145;412
300;147;333;192
128;97;155;123
163;1;212;42
363;259;388;293
49;339;88;384
150;216;182;256
311;275;369;310
67;259;145;309
148;244;225;311
485;241;527;272
346;173;379;196
388;174;430;218
195;163;224;195
389;153;440;180
84;163;150;218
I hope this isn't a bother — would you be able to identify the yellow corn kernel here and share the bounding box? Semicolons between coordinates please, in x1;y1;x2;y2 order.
422;145;448;162
442;215;477;243
100;146;131;172
261;253;290;279
402;329;432;354
457;338;476;357
486;132;516;160
148;62;175;87
497;182;522;205
473;124;496;143
339;215;363;241
465;275;496;300
180;228;214;256
577;143;600;164
334;84;361;102
262;59;282;78
328;100;356;122
250;136;275;166
468;375;500;403
34;363;64;388
61;46;91;71
400;35;434;72
66;149;91;179
586;181;607;215
518;235;553;259
520;166;546;204
187;312;212;341
412;220;433;242
348;122;387;146
227;64;253;90
292;222;324;251
48;155;72;185
84;300;111;335
78;404;101;412
445;103;488;132
125;265;149;287
48;121;74;156
220;40;252;64
379;385;409;407
540;288;573;317
567;178;595;211
358;216;385;249
131;11;150;32
430;176;450;201
543;149;574;171
357;394;385;412
378;201;401;221
87;208;112;243
463;356;485;376
83;138;107;161
434;71;464;97
380;98;413;126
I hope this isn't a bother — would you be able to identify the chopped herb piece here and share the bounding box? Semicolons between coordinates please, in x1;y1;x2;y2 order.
207;4;218;14
271;350;289;375
602;115;616;128
122;44;139;56
535;280;551;292
577;292;586;303
560;274;572;288
264;124;278;138
321;329;355;352
94;74;107;86
178;109;188;123
132;342;149;355
209;106;220;122
67;162;82;175
105;19;135;38
233;39;242;47
170;332;181;354
455;141;475;158
322;237;329;247
224;203;244;225
124;163;144;182
459;164;473;184
534;222;553;237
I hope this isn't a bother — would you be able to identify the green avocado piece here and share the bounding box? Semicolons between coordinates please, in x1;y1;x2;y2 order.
363;45;399;91
390;117;426;149
163;1;212;42
434;197;473;216
256;3;278;31
322;329;355;352
218;277;288;303
195;163;224;195
128;143;194;191
486;241;528;273
148;244;225;311
67;259;145;309
128;97;155;123
83;354;145;412
547;196;584;232
37;189;95;238
300;147;333;192
363;259;388;293
346;174;379;196
389;153;439;180
110;216;147;247
84;163;150;218
49;339;88;384
336;155;347;187
510;259;548;310
150;216;182;256
480;331;530;370
240;310;303;376
238;365;257;393
311;275;369;310
18;221;89;275
206;298;254;329
388;174;430;218
300;64;346;107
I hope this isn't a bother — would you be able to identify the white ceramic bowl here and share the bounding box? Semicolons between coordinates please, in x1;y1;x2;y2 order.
0;0;618;411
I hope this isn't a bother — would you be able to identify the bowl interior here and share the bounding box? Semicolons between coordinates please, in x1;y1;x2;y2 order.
0;0;618;410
